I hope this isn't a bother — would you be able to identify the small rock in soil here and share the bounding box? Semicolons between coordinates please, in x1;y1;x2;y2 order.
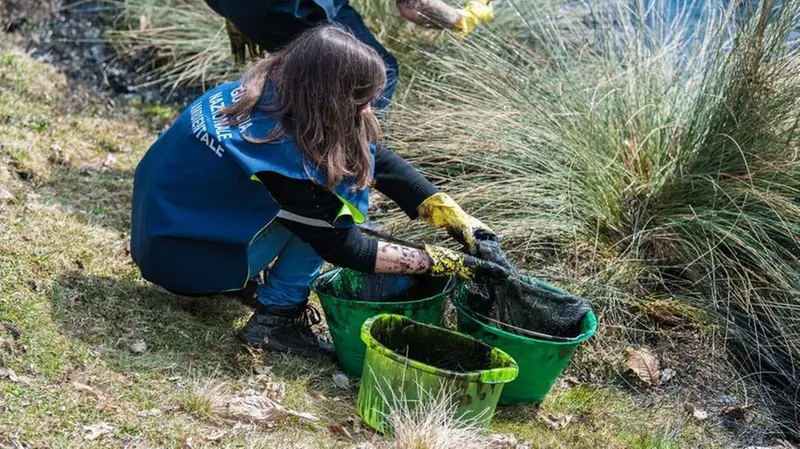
28;279;44;294
73;381;109;398
83;422;113;441
488;433;518;448
659;368;677;384
137;408;162;417
332;372;350;390
0;367;19;382
88;43;106;62
0;188;15;201
103;153;117;168
129;340;147;354
684;403;709;421
538;412;573;429
351;444;375;449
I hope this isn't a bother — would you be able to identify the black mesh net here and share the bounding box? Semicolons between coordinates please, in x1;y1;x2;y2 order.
466;240;592;340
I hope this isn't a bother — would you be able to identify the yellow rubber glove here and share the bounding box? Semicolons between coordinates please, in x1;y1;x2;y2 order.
452;0;494;37
417;193;497;255
425;245;509;282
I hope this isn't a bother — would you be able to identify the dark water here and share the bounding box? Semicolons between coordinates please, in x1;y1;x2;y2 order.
372;320;494;372
315;270;449;303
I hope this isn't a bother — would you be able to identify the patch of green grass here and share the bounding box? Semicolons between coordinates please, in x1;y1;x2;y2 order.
491;385;730;449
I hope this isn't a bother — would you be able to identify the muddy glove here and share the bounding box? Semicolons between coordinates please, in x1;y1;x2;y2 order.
225;19;263;63
452;0;494;37
425;245;509;282
418;193;498;255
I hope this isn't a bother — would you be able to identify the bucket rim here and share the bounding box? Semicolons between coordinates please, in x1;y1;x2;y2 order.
360;313;519;383
453;286;598;345
311;268;456;306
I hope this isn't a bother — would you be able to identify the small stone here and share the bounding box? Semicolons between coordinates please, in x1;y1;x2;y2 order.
488;433;518;448
660;368;677;384
351;444;375;449
103;154;117;168
129;340;147;354
0;188;14;201
332;372;350;390
88;44;106;62
0;367;19;382
83;422;113;440
137;409;162;417
685;403;708;421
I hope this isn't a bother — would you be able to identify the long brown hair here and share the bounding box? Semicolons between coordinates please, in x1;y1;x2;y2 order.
223;25;386;189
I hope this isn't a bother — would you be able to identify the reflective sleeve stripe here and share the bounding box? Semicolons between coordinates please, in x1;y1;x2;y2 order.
249;174;366;226
334;194;366;224
276;209;335;228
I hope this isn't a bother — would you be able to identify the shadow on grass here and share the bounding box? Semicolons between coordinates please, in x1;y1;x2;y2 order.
41;165;135;234
48;271;345;386
48;270;254;377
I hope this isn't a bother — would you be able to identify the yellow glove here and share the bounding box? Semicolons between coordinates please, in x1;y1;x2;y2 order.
418;193;497;255
425;245;509;282
452;0;494;37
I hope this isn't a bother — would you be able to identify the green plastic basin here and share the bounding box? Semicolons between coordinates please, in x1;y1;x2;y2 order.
357;314;519;433
453;284;597;404
311;269;452;376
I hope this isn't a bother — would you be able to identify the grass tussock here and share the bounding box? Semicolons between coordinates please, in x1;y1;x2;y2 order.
106;0;236;90
386;0;800;435
372;377;493;449
104;0;446;91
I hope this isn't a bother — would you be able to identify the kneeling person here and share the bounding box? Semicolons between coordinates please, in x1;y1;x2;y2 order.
130;26;507;357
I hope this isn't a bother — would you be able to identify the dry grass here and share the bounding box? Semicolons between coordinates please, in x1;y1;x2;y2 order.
370;377;492;449
106;0;236;90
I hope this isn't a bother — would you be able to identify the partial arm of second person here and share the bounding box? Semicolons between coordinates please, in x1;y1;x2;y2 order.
395;0;493;36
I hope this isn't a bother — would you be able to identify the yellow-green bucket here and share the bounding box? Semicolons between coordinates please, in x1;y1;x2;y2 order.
356;314;518;433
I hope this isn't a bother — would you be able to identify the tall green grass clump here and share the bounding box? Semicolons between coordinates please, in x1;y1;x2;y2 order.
386;0;800;435
107;0;235;89
104;0;441;90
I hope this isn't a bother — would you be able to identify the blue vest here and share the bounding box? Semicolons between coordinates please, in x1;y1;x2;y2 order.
130;82;372;294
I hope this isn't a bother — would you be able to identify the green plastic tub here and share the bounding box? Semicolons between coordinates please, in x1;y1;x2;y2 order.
311;269;453;376
453;284;597;404
357;314;518;433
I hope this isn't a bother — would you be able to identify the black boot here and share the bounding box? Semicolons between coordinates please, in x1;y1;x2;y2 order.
239;302;332;357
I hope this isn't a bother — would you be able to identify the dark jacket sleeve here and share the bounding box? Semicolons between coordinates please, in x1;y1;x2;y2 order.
373;145;438;219
256;172;378;273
